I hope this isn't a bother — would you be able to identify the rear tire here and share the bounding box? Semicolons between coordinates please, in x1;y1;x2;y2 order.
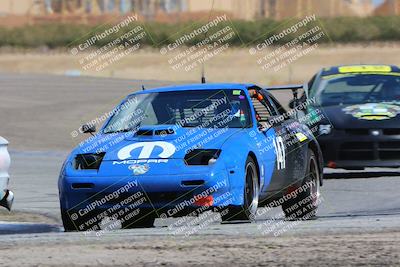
221;156;259;222
282;149;320;220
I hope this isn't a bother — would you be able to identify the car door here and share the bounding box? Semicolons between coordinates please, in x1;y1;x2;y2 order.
262;92;292;193
249;90;289;195
267;93;308;188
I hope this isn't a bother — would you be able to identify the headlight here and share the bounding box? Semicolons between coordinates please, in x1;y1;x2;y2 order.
319;124;332;135
74;152;105;170
184;149;221;165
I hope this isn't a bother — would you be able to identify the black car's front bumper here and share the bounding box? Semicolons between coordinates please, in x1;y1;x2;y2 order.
317;128;400;169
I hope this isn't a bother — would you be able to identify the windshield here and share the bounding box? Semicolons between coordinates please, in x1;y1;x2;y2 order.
316;74;400;106
103;89;252;133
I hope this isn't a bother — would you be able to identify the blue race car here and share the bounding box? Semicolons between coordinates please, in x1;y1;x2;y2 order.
58;83;323;231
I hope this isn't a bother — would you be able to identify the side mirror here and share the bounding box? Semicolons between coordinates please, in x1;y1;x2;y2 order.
81;124;96;134
257;122;270;133
257;122;264;132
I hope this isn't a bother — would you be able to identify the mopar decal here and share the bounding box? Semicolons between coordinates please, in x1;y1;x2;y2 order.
117;141;176;160
113;159;169;165
343;103;400;121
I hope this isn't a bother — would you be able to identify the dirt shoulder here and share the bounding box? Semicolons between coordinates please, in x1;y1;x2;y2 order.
1;44;400;85
0;210;58;224
1;230;399;266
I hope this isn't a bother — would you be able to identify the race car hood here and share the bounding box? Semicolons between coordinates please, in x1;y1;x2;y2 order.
316;102;400;129
74;125;242;161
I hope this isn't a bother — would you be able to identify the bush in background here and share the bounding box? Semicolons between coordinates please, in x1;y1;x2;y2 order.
1;16;400;49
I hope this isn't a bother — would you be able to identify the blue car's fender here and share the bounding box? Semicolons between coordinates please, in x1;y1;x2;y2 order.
215;127;277;206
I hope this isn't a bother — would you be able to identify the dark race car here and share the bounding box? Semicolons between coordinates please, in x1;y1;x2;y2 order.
295;64;400;169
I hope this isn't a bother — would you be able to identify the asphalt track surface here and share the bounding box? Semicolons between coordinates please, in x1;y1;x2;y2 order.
1;74;400;266
6;150;400;230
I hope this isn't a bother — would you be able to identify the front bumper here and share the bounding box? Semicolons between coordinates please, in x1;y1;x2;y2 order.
0;190;14;211
318;128;400;168
59;171;235;216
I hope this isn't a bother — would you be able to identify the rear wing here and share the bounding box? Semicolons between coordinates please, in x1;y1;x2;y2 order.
264;83;308;109
265;84;304;91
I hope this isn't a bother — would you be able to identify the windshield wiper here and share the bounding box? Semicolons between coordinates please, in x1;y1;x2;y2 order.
104;122;142;134
108;128;135;134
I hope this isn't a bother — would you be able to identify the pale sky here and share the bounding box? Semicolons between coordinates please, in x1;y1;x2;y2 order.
372;0;384;6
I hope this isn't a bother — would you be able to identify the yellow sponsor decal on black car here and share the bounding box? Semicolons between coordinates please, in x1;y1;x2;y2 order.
338;65;392;74
343;103;400;121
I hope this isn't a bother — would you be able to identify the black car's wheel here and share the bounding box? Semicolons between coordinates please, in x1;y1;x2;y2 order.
221;156;259;222
282;149;320;220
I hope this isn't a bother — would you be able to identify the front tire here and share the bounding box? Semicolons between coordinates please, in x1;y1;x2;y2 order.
282;149;320;220
61;208;77;232
221;156;259;222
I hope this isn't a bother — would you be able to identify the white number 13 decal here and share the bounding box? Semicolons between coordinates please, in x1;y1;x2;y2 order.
273;136;286;170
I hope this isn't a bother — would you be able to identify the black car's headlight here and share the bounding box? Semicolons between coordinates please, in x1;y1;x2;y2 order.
74;152;105;170
184;149;221;165
319;124;332;135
